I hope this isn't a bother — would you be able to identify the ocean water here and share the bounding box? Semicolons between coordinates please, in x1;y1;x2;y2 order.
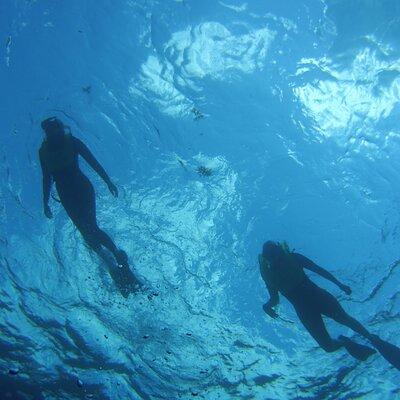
1;0;400;398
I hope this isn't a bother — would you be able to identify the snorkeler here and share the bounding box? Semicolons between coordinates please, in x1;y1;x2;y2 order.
259;241;400;369
39;117;129;268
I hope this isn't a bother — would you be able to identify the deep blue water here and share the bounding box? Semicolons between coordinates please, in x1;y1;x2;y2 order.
1;0;400;399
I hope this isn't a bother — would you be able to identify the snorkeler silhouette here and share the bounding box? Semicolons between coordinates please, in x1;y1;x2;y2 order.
39;117;129;269
259;241;400;369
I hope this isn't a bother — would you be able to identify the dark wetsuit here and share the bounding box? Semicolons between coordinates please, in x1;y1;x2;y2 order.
39;135;118;253
261;252;369;352
261;245;400;367
283;266;349;350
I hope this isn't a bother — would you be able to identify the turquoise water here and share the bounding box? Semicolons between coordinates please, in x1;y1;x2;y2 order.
1;0;400;398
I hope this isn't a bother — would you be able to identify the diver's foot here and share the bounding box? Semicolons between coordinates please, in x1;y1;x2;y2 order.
115;249;129;268
339;335;376;361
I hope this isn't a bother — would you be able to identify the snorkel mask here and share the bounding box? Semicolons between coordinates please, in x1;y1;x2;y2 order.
41;117;65;136
262;240;292;266
41;117;73;147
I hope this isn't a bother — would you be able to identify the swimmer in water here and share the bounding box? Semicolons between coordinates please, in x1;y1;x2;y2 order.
39;117;129;268
259;241;400;369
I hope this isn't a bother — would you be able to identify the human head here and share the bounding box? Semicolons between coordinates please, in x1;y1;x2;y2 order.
262;241;286;263
41;117;65;138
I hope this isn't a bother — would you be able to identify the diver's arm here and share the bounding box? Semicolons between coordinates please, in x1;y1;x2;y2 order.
74;138;118;196
294;253;351;295
39;151;53;219
266;285;279;307
258;254;279;317
74;138;111;182
264;285;279;318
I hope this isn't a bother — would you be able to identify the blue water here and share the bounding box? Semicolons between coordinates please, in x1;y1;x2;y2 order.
1;0;400;398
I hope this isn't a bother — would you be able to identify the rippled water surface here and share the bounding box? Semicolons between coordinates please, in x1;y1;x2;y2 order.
1;0;400;399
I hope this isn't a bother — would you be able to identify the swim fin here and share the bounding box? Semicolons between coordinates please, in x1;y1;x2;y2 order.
370;335;400;370
339;335;376;361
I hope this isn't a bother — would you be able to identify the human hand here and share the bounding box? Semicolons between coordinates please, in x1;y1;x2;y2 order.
340;284;352;295
263;303;278;319
107;181;118;197
44;204;53;219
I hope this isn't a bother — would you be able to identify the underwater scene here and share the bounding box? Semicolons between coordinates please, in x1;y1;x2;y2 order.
1;0;400;399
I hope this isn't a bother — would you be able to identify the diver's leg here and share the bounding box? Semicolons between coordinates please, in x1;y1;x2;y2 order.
58;177;100;250
60;200;101;252
334;313;372;339
91;227;128;267
318;287;372;340
287;281;342;352
295;306;342;352
295;305;375;360
80;178;118;253
62;175;128;266
92;227;117;253
84;181;128;266
312;283;377;360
